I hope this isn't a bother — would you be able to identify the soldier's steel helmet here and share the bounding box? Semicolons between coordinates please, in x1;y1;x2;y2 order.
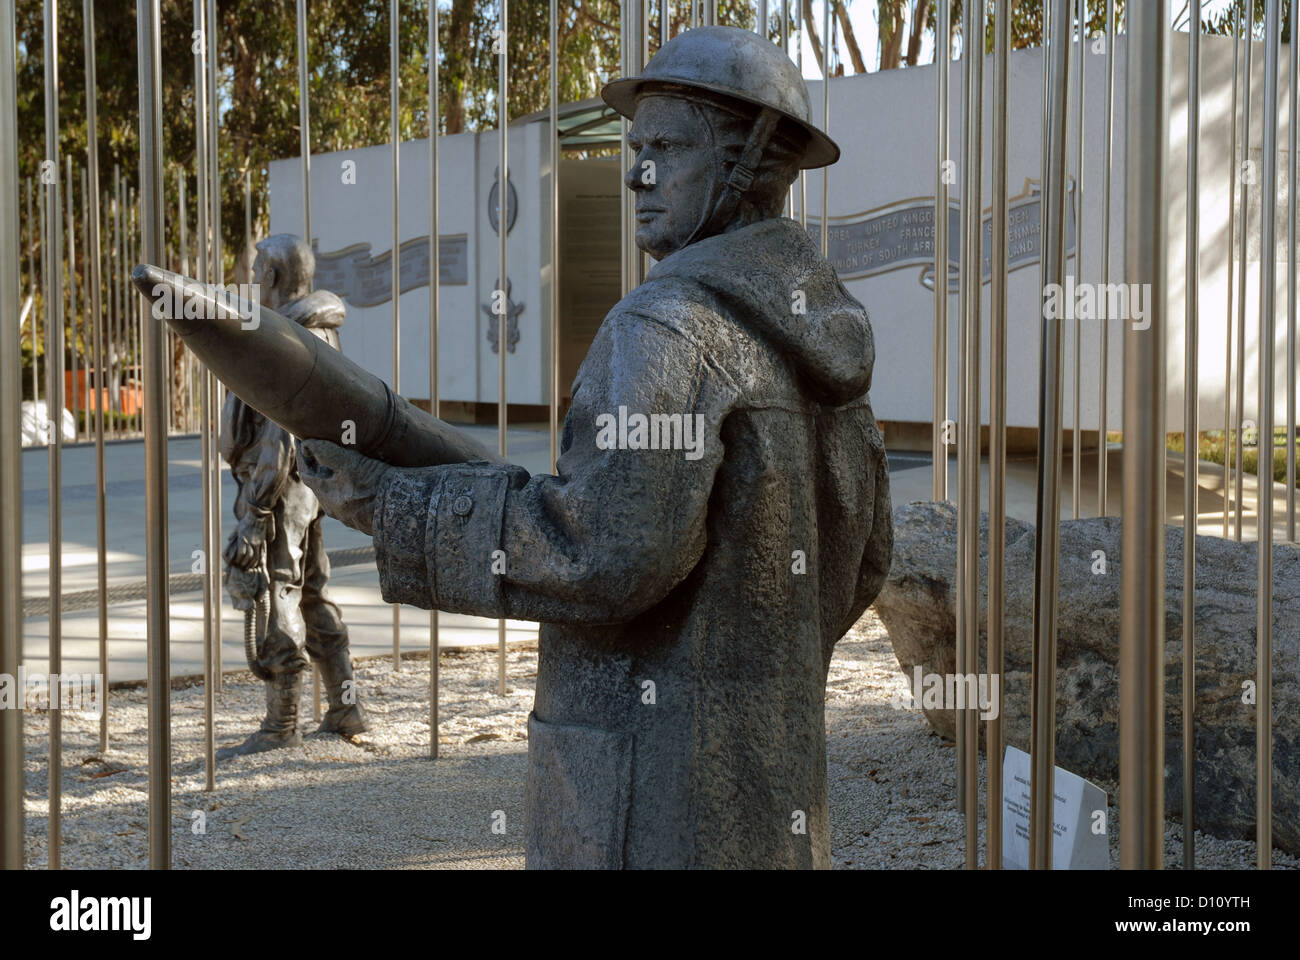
601;25;839;169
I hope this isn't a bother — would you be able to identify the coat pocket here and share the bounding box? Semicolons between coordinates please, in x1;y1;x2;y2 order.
525;712;634;869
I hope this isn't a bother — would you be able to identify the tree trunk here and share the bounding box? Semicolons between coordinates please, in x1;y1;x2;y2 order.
802;0;825;70
877;0;907;70
442;0;475;135
906;0;932;66
834;1;867;74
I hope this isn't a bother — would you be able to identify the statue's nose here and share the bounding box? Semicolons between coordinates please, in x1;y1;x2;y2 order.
624;159;649;192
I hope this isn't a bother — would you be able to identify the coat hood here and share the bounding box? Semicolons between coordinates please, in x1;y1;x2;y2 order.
281;289;346;330
645;217;874;405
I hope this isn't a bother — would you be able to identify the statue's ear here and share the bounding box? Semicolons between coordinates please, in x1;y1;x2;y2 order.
264;265;277;292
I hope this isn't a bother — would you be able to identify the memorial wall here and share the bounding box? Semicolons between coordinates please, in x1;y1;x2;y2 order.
272;32;1295;431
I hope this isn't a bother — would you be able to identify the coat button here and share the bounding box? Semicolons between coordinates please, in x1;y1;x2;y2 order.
452;495;473;517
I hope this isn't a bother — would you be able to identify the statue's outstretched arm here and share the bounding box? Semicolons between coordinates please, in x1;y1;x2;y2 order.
316;312;737;627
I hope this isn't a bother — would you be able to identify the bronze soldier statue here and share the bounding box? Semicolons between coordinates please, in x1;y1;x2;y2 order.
217;234;369;759
136;26;890;866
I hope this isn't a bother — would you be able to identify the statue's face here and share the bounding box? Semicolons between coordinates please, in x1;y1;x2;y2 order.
251;249;285;311
625;96;716;260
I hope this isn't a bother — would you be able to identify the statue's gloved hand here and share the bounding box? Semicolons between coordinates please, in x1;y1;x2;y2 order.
297;439;391;536
225;513;272;571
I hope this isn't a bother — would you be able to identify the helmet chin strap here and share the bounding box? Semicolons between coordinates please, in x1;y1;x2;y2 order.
681;105;781;250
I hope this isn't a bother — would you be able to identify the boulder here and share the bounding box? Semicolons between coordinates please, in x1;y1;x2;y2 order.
871;500;1300;854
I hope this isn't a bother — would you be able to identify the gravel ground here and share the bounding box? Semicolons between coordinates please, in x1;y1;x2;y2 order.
20;610;1296;870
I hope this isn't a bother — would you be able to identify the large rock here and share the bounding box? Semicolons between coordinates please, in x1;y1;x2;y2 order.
872;500;1299;854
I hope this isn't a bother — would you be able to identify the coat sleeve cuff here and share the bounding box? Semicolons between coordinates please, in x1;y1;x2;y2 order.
373;461;528;614
373;466;442;609
428;463;526;614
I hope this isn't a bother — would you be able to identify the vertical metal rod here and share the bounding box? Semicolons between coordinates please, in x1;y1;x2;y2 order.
497;0;509;697
1235;0;1255;543
205;0;225;690
1119;0;1169;871
1098;0;1115;517
1289;0;1298;545
137;0;172;870
1183;0;1201;872
112;166;120;437
391;0;402;672
181;175;189;429
297;0;311;249
1255;0;1280;872
987;0;1011;872
206;0;221;287
798;0;806;228
43;0;65;871
1225;5;1240;539
933;0;950;502
27;178;37;414
954;0;968;821
1071;0;1084;520
784;1;792;218
430;0;441;758
958;0;983;867
67;157;77;445
664;0;672;46
290;0;320;722
243;169;250;271
1;0;27;871
132;186;140;436
191;0;215;791
1030;0;1071;871
549;0;559;476
82;2;109;747
819;0;829;257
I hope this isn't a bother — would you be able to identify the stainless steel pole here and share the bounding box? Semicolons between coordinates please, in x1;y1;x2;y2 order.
934;0;950;502
430;0;441;758
987;0;1011;872
112;166;120;438
497;0;509;696
192;0;216;790
67;157;77;446
205;0;224;689
958;0;984;866
1182;0;1201;872
1289;0;1298;544
1255;0;1279;872
1119;0;1169;872
27;178;37;415
1030;0;1071;871
549;0;559;476
82;5;109;742
1235;0;1255;543
798;0;806;228
43;0;65;870
137;0;172;870
1225;5;1240;539
391;0;403;672
1;0;27;871
1071;0;1084;519
291;0;320;721
297;0;311;249
1098;0;1115;517
819;0;829;257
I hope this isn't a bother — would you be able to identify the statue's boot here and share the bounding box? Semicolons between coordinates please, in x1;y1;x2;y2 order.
217;671;304;759
315;649;369;737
